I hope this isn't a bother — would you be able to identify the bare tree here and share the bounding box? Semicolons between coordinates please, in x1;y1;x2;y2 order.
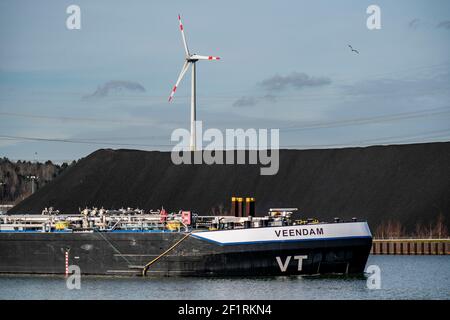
432;213;448;239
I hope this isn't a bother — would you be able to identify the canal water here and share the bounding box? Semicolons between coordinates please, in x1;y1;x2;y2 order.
0;256;448;300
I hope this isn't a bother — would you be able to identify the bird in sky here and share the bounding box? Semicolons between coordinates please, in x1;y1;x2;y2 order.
348;44;359;54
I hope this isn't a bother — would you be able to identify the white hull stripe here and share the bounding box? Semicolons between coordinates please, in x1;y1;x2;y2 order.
191;222;372;246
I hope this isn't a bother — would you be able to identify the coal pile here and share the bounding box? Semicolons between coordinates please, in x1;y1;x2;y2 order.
9;142;450;233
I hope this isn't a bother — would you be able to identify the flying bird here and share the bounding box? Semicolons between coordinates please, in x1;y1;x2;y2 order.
348;45;359;54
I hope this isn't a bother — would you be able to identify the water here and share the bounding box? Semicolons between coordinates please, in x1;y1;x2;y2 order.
0;256;449;300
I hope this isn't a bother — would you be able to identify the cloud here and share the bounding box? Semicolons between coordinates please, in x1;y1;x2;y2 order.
232;72;331;107
83;81;146;99
232;96;258;107
408;18;421;29
258;72;331;91
262;94;277;102
436;20;450;29
232;94;280;108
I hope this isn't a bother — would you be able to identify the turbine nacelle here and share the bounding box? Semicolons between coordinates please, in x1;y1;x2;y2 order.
188;54;220;62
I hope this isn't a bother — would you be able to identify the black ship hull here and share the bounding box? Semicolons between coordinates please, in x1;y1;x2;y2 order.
0;224;372;276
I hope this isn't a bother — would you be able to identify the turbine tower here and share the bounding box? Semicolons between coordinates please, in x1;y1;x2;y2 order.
168;14;220;151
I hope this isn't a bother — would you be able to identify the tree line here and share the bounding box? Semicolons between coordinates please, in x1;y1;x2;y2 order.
0;158;75;204
374;213;448;239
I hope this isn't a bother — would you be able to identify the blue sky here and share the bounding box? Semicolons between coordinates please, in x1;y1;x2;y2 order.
0;0;449;162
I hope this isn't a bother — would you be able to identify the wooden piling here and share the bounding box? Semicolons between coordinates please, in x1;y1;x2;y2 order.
371;239;449;255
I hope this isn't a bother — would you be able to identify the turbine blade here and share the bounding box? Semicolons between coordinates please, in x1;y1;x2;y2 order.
168;61;190;102
190;54;220;61
178;14;190;56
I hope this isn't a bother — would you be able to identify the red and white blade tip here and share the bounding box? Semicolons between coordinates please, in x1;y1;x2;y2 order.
208;56;220;60
168;86;177;102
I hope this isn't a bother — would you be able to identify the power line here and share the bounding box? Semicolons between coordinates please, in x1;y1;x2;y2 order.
0;135;173;148
281;129;450;149
1;129;449;150
0;112;152;125
280;106;450;131
1;105;449;132
1;106;449;147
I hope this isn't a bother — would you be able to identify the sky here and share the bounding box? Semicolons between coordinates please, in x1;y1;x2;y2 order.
0;0;449;162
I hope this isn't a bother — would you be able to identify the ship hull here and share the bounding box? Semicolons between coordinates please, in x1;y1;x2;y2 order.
0;223;372;276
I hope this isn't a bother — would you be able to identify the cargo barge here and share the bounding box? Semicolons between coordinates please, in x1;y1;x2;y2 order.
0;199;372;277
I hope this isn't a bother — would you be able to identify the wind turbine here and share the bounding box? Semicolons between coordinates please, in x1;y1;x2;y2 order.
168;14;220;151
